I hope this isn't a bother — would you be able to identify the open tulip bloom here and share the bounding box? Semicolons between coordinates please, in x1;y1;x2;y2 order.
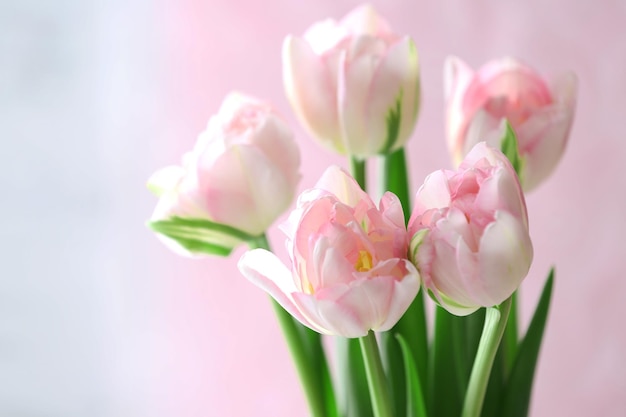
147;5;572;417
239;165;420;338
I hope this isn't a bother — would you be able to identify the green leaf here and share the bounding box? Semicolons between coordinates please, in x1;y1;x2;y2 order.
380;332;406;417
501;292;519;377
148;216;257;256
251;236;338;417
479;340;505;417
500;269;554;417
337;337;374;417
397;334;428;417
382;147;410;224
499;120;524;178
380;148;429;417
430;307;465;417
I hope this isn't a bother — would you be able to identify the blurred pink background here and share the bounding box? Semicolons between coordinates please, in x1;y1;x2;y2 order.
1;0;625;416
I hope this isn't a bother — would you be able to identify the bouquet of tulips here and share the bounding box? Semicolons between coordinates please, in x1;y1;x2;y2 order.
147;5;576;417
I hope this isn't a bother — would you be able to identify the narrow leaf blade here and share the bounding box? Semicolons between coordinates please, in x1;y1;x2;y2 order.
499;120;524;178
500;269;555;417
148;216;256;256
397;334;428;417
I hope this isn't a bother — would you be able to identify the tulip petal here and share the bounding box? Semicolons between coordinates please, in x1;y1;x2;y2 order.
517;72;577;190
444;56;475;159
249;115;302;191
313;234;358;290
238;249;314;329
367;36;420;153
198;144;293;235
376;260;421;330
461;110;502;157
478;210;533;304
314;165;370;207
379;191;405;229
428;232;478;315
291;286;364;336
292;263;419;338
337;39;380;156
283;35;342;152
340;4;393;37
413;170;452;213
474;161;527;224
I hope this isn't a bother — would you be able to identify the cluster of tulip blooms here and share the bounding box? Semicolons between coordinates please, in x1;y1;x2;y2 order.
147;5;576;417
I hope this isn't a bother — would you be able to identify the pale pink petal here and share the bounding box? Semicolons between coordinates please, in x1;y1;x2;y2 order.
340;4;393;38
444;55;475;101
365;37;420;154
478;211;533;305
312;234;356;290
517;71;576;190
444;56;475;158
375;260;421;330
292;287;365;336
461;110;502;158
379;192;406;229
314;165;370;206
337;40;379;156
454;232;483;305
247;113;301;190
412;170;453;213
428;232;468;304
292;196;334;261
283;36;342;152
474;163;526;223
238;249;313;328
303;19;347;55
326;275;396;337
475;57;544;89
199;144;292;235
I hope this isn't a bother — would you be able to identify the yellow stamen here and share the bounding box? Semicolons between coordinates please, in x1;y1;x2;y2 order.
355;250;373;272
302;276;315;294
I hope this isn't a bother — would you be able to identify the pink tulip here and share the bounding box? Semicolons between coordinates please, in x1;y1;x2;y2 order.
445;56;577;191
283;5;420;158
408;143;533;316
238;166;420;337
148;92;301;256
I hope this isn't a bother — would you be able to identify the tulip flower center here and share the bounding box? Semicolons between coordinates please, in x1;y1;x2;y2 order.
355;250;373;272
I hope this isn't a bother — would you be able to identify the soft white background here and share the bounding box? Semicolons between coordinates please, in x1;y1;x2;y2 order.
1;0;625;416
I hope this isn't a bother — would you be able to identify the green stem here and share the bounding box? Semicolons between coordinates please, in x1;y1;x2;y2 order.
249;234;334;417
502;291;518;377
350;156;367;190
344;156;375;417
381;147;410;219
381;147;428;417
461;297;513;417
359;332;394;417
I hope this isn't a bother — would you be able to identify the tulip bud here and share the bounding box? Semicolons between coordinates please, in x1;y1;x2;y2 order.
408;143;533;315
444;56;577;191
147;93;301;257
239;166;420;338
282;5;420;158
